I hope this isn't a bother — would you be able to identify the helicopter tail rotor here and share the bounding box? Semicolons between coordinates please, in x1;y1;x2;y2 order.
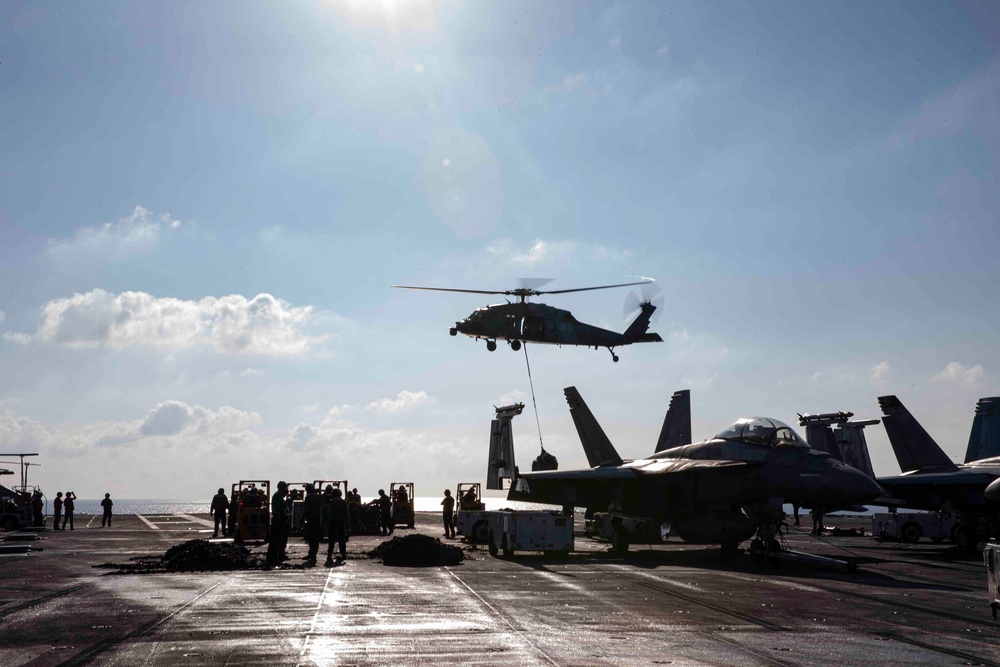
623;281;664;322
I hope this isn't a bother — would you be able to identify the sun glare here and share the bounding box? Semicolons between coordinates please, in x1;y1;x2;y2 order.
323;0;443;34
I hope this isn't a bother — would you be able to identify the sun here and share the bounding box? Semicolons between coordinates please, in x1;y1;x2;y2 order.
323;0;444;35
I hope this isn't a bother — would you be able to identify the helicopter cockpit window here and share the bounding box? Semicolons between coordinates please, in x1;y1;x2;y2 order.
468;309;487;321
714;418;808;448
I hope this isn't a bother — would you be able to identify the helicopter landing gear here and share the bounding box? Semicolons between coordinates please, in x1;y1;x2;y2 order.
510;340;522;351
486;340;497;352
607;347;619;362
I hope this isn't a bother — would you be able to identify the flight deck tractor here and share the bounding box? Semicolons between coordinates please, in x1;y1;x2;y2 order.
390;482;415;529
232;480;270;543
454;482;489;542
286;482;310;535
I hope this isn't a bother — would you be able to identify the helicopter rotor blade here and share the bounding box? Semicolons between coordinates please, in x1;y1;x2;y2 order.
391;285;509;296
539;279;655;295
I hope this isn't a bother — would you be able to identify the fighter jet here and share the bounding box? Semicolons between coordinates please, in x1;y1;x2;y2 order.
507;387;883;554
872;395;1000;550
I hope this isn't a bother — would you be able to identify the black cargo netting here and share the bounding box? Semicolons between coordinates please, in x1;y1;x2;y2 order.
350;504;383;535
368;534;464;567
95;539;295;574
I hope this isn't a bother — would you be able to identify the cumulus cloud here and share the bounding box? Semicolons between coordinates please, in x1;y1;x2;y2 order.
47;206;182;261
366;390;431;414
542;73;588;95
870;361;890;383
2;332;31;345
932;362;985;384
240;368;265;378
25;289;325;355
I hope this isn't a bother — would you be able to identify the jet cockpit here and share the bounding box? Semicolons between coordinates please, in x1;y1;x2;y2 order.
714;418;809;448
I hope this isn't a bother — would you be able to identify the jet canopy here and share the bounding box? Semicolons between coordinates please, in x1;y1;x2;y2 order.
714;418;809;448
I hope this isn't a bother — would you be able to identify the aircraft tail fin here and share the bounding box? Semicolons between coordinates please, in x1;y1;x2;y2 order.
655;390;691;452
563;387;623;467
965;397;1000;463
835;421;879;479
623;302;663;343
878;395;957;473
487;402;524;490
798;411;878;478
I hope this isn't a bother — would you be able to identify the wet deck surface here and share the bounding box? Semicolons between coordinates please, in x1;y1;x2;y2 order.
1;513;997;666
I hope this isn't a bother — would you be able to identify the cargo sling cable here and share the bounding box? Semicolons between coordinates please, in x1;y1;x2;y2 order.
522;343;553;468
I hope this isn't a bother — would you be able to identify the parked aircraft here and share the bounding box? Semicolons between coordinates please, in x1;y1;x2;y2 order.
872;395;1000;549
506;387;882;554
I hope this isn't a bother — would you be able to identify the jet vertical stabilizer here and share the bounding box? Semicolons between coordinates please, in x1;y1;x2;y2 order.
878;395;957;473
487;402;524;490
835;420;880;479
655;389;691;453
965;397;1000;463
563;387;623;467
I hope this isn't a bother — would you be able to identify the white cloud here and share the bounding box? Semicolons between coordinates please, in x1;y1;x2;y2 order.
608;37;621;47
932;362;985;384
240;368;265;378
495;390;526;405
27;289;325;355
2;332;31;345
0;310;5;323
656;45;669;55
366;390;431;414
46;206;182;261
870;361;890;383
542;73;588;95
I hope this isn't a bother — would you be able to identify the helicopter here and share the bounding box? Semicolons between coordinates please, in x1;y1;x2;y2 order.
391;280;663;361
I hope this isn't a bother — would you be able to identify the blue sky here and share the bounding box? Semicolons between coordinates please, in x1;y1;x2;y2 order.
1;1;998;499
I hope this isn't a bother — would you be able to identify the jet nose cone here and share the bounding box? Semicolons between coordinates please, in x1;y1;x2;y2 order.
986;477;1000;503
825;464;883;505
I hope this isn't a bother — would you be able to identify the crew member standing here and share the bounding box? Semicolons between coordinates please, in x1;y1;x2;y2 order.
52;492;63;531
267;481;289;565
325;487;350;565
31;491;44;527
441;489;456;538
211;487;228;537
62;491;76;531
301;484;323;564
100;493;113;527
377;489;392;535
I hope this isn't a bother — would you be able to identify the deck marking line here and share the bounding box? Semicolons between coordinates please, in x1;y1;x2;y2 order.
297;563;338;665
135;514;159;530
446;567;559;667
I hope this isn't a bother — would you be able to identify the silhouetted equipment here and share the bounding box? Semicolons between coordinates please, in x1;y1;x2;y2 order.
0;453;39;494
391;279;663;362
487;403;524;490
797;412;879;479
986;541;1000;619
455;482;489;542
965;397;1000;463
285;482;310;535
486;510;573;558
565;387;621;467
507;387;882;560
390;482;415;529
232;480;270;543
655;390;692;453
874;395;1000;551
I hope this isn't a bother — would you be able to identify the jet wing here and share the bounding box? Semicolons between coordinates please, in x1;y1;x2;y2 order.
518;457;761;481
879;471;996;486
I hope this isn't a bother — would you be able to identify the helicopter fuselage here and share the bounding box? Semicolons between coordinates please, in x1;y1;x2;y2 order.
450;301;646;352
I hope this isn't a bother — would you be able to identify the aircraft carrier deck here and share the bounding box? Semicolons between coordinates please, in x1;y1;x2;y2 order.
1;512;997;666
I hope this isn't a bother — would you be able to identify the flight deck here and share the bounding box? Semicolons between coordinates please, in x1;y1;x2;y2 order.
1;512;997;666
